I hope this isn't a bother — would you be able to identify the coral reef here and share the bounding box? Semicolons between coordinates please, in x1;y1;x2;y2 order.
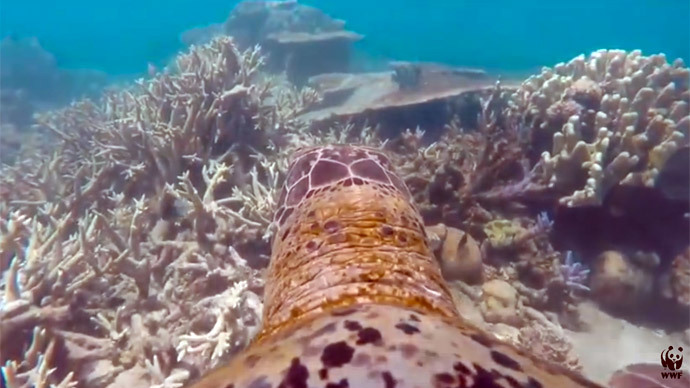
0;121;51;166
0;36;322;387
518;324;582;372
1;88;34;128
509;49;689;206
181;1;362;84
2;22;688;386
655;145;689;201
559;251;591;293
223;1;349;49
264;30;362;85
0;36;106;105
483;218;536;252
299;68;515;136
450;273;585;372
390;61;423;89
187;143;600;388
0;36;107;165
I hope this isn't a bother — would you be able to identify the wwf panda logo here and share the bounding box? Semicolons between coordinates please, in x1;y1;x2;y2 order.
661;346;684;371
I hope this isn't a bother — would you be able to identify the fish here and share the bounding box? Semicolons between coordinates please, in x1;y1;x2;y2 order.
187;144;602;388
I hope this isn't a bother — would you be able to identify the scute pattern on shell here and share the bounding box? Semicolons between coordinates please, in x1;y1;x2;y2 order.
187;145;602;388
275;145;412;228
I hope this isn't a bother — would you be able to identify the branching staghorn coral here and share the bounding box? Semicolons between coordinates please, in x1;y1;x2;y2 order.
260;75;322;134
0;163;265;386
1;327;78;388
37;40;267;196
559;251;591;293
512;250;591;324
386;84;528;233
0;36;328;387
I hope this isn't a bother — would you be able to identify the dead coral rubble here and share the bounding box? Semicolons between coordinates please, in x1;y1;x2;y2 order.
0;37;322;388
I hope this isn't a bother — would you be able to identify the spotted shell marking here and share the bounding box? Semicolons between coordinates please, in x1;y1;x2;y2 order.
187;145;603;388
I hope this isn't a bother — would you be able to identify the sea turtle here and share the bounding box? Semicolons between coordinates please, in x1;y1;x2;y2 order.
187;144;602;388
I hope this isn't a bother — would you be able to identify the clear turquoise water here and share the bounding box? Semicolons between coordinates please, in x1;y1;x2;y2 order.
1;0;689;77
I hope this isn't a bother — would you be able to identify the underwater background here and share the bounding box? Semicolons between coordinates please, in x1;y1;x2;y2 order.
2;1;690;387
1;0;689;77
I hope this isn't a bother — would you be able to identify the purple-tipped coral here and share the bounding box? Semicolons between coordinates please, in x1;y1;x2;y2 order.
534;211;554;235
560;251;591;292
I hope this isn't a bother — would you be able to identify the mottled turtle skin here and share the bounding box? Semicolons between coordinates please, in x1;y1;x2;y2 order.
188;145;602;388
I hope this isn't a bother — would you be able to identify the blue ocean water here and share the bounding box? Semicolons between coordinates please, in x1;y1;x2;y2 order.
1;0;688;78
